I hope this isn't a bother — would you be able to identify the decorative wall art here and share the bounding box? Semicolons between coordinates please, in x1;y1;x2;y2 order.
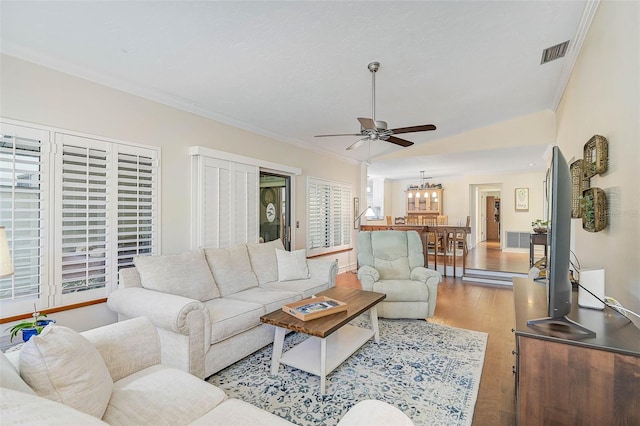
570;135;608;232
515;188;529;211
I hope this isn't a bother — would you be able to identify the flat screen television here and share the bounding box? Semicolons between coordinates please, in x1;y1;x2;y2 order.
527;145;595;337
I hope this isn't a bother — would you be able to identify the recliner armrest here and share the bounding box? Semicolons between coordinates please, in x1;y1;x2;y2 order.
410;266;441;284
357;265;380;291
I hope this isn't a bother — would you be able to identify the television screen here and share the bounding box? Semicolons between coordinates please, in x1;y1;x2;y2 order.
527;145;595;337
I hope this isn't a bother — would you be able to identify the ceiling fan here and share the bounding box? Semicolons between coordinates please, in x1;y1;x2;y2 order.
315;61;437;150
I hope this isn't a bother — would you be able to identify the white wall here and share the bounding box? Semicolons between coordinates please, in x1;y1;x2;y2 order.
0;54;360;330
555;1;639;312
376;110;555;160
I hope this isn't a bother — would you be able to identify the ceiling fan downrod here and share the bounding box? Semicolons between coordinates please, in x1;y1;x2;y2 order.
368;62;380;123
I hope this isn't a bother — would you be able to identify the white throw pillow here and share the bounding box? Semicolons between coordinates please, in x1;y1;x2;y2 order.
19;324;113;419
134;249;219;301
275;249;310;282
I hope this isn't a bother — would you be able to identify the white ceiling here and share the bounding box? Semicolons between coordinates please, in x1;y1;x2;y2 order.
0;1;593;180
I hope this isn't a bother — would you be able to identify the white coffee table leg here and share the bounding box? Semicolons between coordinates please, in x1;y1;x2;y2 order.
271;327;286;375
320;337;327;394
370;306;380;343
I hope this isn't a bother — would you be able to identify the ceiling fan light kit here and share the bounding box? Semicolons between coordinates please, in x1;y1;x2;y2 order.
315;61;437;150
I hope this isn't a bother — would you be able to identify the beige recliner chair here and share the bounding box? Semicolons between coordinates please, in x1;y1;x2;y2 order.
357;230;441;319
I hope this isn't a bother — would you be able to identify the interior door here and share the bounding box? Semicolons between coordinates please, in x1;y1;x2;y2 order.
259;172;291;250
486;196;500;241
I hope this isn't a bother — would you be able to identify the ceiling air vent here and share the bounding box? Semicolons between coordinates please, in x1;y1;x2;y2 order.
540;40;570;64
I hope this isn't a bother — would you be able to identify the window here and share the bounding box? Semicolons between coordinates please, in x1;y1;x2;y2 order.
0;121;159;316
366;176;385;220
307;177;351;256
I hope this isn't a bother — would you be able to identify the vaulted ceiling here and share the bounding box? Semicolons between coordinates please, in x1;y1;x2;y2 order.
0;1;595;180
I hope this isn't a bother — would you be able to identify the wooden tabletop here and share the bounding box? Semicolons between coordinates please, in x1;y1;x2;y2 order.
260;287;386;338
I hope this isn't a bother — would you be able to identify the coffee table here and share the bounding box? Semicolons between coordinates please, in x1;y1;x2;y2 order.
260;287;386;394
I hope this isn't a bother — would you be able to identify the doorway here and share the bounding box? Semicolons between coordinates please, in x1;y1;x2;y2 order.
259;172;291;250
472;184;502;246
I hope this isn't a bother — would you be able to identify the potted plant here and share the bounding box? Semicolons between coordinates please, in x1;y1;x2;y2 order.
5;305;55;342
580;191;597;232
531;219;549;234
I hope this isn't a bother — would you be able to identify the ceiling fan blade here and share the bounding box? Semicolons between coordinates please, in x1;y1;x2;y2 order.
386;135;414;148
346;138;367;151
357;117;377;130
315;133;362;137
390;124;437;134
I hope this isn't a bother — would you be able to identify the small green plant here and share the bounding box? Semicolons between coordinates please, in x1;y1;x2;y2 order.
531;219;549;228
5;304;48;342
580;193;595;231
531;219;549;233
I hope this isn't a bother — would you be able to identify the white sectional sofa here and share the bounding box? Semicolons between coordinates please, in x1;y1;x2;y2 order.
107;239;339;379
0;317;414;425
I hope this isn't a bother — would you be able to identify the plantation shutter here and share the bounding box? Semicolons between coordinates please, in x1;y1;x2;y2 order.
193;156;258;249
59;141;109;297
116;149;158;272
307;177;351;255
0;125;51;316
55;133;160;304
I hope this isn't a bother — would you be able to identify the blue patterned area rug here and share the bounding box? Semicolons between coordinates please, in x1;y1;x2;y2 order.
208;318;487;426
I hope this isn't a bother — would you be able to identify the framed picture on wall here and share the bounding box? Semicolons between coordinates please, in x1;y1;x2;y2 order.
515;188;529;211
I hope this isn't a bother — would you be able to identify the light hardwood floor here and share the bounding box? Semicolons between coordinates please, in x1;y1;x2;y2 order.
337;242;523;425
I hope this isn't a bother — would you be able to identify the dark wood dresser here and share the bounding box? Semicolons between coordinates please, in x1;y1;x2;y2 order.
513;277;640;425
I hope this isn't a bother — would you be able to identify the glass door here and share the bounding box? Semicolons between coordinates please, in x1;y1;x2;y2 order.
259;172;291;250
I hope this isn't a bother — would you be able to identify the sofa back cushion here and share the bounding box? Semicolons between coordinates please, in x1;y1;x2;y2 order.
19;324;113;419
246;239;284;284
134;249;220;301
204;244;259;296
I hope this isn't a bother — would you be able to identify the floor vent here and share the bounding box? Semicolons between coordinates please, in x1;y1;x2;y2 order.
505;231;530;249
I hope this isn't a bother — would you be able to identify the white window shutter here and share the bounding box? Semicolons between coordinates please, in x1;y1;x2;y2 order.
116;148;158;274
194;156;258;249
0;124;51;316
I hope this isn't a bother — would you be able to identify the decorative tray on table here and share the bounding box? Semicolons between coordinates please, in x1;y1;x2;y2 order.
282;296;348;321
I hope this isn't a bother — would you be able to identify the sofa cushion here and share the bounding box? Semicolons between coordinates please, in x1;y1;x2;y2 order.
19;324;113;419
189;398;293;426
0;351;35;395
275;249;310;281
246;239;284;284
372;279;429;302
1;388;108;425
134;249;219;301
226;287;300;314
261;279;330;299
204;245;259;296
103;364;227;426
203;298;265;344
